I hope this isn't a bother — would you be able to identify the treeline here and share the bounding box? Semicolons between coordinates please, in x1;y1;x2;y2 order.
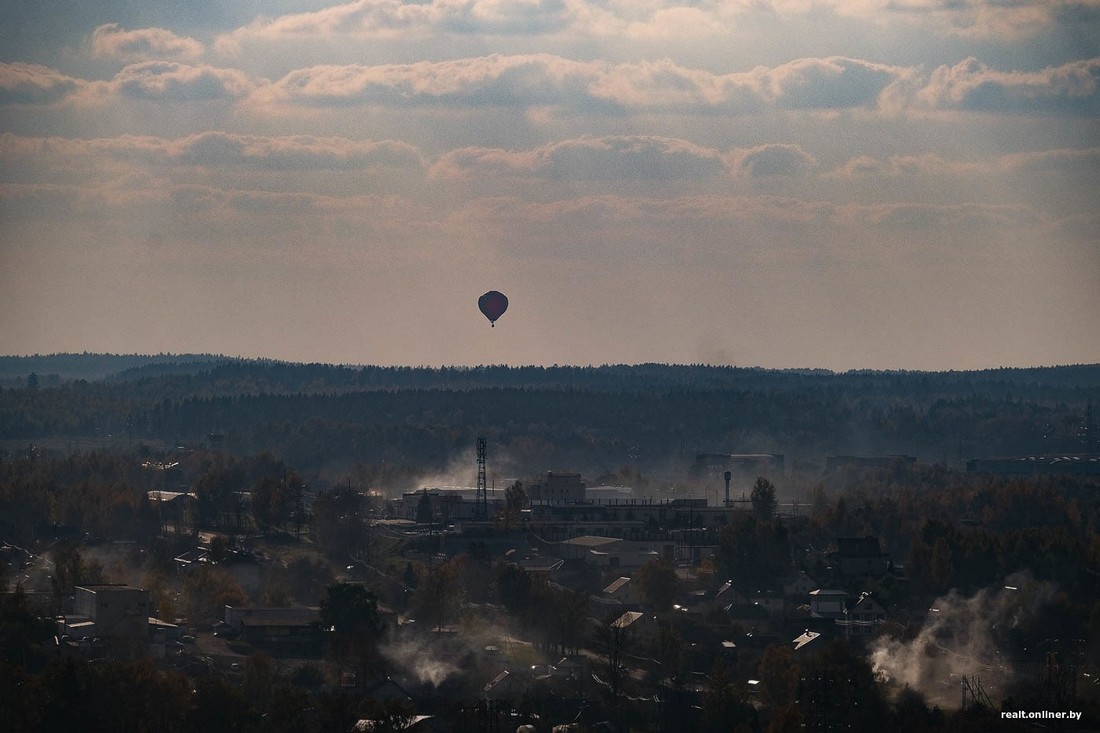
1;357;1097;476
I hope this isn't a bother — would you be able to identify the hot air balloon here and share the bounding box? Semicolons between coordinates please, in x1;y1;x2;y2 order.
478;290;508;327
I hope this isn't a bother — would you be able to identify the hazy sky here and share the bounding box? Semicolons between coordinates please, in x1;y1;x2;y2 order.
2;1;1098;370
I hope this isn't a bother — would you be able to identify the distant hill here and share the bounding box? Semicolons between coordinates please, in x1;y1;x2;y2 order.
0;353;236;386
1;354;1097;477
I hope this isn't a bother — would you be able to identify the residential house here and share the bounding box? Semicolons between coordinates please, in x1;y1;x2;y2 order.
841;592;886;636
830;537;890;577
780;571;817;598
808;589;848;620
601;576;641;607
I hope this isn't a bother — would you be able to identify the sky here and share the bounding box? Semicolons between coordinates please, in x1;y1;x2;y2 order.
1;1;1098;371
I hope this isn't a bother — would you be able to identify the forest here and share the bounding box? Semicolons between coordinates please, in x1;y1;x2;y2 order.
2;356;1097;483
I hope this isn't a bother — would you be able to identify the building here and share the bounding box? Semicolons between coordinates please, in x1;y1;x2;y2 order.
840;592;886;636
781;571;818;598
966;454;1100;477
528;472;586;504
223;605;324;656
808;589;848;620
825;455;916;472
691;454;785;480
558;536;673;570
601;576;641;606
507;553;565;582
60;585;152;648
399;487;507;523
829;537;890;577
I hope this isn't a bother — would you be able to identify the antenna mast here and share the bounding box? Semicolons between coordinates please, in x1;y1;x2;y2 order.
476;437;488;521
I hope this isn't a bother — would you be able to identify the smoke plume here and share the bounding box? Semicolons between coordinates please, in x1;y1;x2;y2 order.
870;572;1055;708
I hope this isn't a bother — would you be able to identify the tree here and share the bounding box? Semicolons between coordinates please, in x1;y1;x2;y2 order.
599;612;634;697
655;625;685;685
751;477;778;520
319;583;383;687
181;565;247;623
637;557;679;613
497;480;527;530
50;545;104;610
930;537;954;588
0;584;55;667
286;556;335;605
758;644;800;710
411;561;462;631
496;563;532;616
193;457;245;529
702;657;756;733
243;652;276;714
541;585;589;657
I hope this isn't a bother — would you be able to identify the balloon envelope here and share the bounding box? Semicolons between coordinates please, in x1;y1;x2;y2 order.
478;290;509;325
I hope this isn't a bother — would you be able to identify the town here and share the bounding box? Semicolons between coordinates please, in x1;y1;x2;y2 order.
1;357;1098;732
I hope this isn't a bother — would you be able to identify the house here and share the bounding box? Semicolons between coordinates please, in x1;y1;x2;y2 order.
484;670;526;700
808;589;848;620
354;715;450;732
725;603;770;623
841;592;886;636
830;537;890;577
792;630;821;652
148;490;195;531
780;571;817;598
609;610;659;640
511;555;565;582
173;547;210;573
365;678;414;704
601;576;641;606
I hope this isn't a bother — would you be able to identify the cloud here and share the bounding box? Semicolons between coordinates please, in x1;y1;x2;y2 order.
107;62;255;102
763;57;911;109
827;152;979;179
165;132;425;171
248;54;911;113
858;202;1042;230
919;57;1100;115
829;148;1100;180
213;0;1091;50
92;24;205;61
999;147;1100;173
13;52;1095;119
216;0;572;52
431;135;726;180
0;63;84;105
726;144;817;177
864;0;1082;39
0;179;431;243
0;132;425;176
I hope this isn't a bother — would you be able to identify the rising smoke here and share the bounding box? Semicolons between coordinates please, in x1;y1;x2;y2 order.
870;572;1055;708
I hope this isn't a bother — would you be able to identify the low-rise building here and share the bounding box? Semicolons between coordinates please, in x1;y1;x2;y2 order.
223;605;323;656
528;472;586;504
830;537;890;577
59;585;152;654
808;589;848;620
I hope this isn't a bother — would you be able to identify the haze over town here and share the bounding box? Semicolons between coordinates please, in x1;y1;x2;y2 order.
2;0;1098;370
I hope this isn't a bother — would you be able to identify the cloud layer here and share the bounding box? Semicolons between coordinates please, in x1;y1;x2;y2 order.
1;1;1097;369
